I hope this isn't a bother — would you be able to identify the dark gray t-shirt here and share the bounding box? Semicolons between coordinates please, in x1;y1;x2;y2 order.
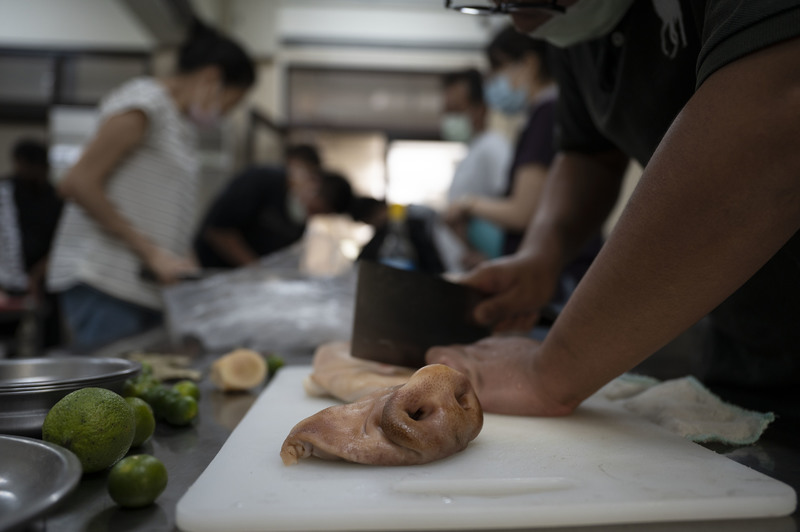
548;0;800;388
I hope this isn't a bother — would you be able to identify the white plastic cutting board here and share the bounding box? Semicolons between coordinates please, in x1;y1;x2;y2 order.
176;366;795;531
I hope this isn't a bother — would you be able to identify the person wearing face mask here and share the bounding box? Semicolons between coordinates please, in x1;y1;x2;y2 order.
447;27;559;259
449;26;602;312
194;144;354;269
428;0;800;429
442;69;512;206
47;18;256;352
440;69;512;267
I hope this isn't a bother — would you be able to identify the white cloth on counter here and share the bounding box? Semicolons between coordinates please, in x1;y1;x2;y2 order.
601;374;775;446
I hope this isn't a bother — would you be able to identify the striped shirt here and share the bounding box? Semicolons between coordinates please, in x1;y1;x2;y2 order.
0;179;28;292
48;77;199;310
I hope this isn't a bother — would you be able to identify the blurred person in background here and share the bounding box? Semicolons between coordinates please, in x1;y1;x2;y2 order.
1;139;62;298
1;139;64;353
194;144;354;269
47;18;256;353
449;26;601;316
441;68;513;268
447;27;558;258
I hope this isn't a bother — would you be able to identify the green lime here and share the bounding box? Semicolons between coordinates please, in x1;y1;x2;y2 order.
42;387;135;473
139;374;160;387
107;454;168;508
122;378;136;398
123;374;160;398
162;395;198;427
172;380;200;401
140;385;171;416
129;380;152;399
139;361;154;376
125;397;156;447
266;354;285;376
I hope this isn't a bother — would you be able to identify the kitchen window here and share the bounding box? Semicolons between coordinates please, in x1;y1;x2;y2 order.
0;48;149;122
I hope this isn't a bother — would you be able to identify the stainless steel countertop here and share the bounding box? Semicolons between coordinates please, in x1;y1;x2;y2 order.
21;340;800;532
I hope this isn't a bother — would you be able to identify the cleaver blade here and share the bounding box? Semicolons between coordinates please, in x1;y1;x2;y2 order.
351;261;490;368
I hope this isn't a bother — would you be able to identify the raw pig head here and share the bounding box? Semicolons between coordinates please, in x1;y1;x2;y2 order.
280;364;483;466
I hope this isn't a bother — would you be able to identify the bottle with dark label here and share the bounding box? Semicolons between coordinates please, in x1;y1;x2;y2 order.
378;204;417;270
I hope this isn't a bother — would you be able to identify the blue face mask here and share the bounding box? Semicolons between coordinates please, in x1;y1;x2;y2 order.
483;74;528;115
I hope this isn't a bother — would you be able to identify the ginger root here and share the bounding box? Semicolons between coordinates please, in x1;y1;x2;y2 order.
210;348;267;392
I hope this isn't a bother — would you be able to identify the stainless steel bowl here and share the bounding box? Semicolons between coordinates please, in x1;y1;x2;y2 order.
0;434;82;532
0;357;141;436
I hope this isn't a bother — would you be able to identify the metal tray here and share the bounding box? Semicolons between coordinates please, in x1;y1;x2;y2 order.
0;357;140;436
0;434;82;532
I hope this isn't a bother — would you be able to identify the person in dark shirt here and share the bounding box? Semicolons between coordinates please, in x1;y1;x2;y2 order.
0;139;63;296
0;139;63;352
447;27;558;257
448;27;601;313
428;1;800;418
195;146;353;269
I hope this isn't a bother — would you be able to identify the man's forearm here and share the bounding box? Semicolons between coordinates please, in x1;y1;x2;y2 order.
520;150;627;268
533;37;800;411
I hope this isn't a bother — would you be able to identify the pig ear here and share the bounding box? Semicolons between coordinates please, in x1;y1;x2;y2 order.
280;439;313;465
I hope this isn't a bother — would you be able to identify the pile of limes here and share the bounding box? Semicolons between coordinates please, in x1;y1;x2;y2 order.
123;369;199;427
41;362;202;509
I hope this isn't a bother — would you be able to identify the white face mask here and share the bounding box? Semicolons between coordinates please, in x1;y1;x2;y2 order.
528;0;634;48
286;192;308;224
440;113;473;143
188;83;223;129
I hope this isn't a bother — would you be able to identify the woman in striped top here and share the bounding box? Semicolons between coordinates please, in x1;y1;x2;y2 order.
48;19;256;352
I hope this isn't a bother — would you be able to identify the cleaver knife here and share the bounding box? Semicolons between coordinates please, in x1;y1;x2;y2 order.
351;261;491;368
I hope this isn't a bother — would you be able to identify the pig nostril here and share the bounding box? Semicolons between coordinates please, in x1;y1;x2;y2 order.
456;391;472;410
409;408;424;421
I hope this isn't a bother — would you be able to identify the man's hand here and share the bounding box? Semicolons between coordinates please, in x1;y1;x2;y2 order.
426;336;575;416
460;252;560;333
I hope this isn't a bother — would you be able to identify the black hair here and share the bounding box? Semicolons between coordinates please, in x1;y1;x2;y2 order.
443;68;485;106
486;25;552;80
12;139;48;166
178;18;256;88
319;172;354;214
348;196;387;223
285;144;322;168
